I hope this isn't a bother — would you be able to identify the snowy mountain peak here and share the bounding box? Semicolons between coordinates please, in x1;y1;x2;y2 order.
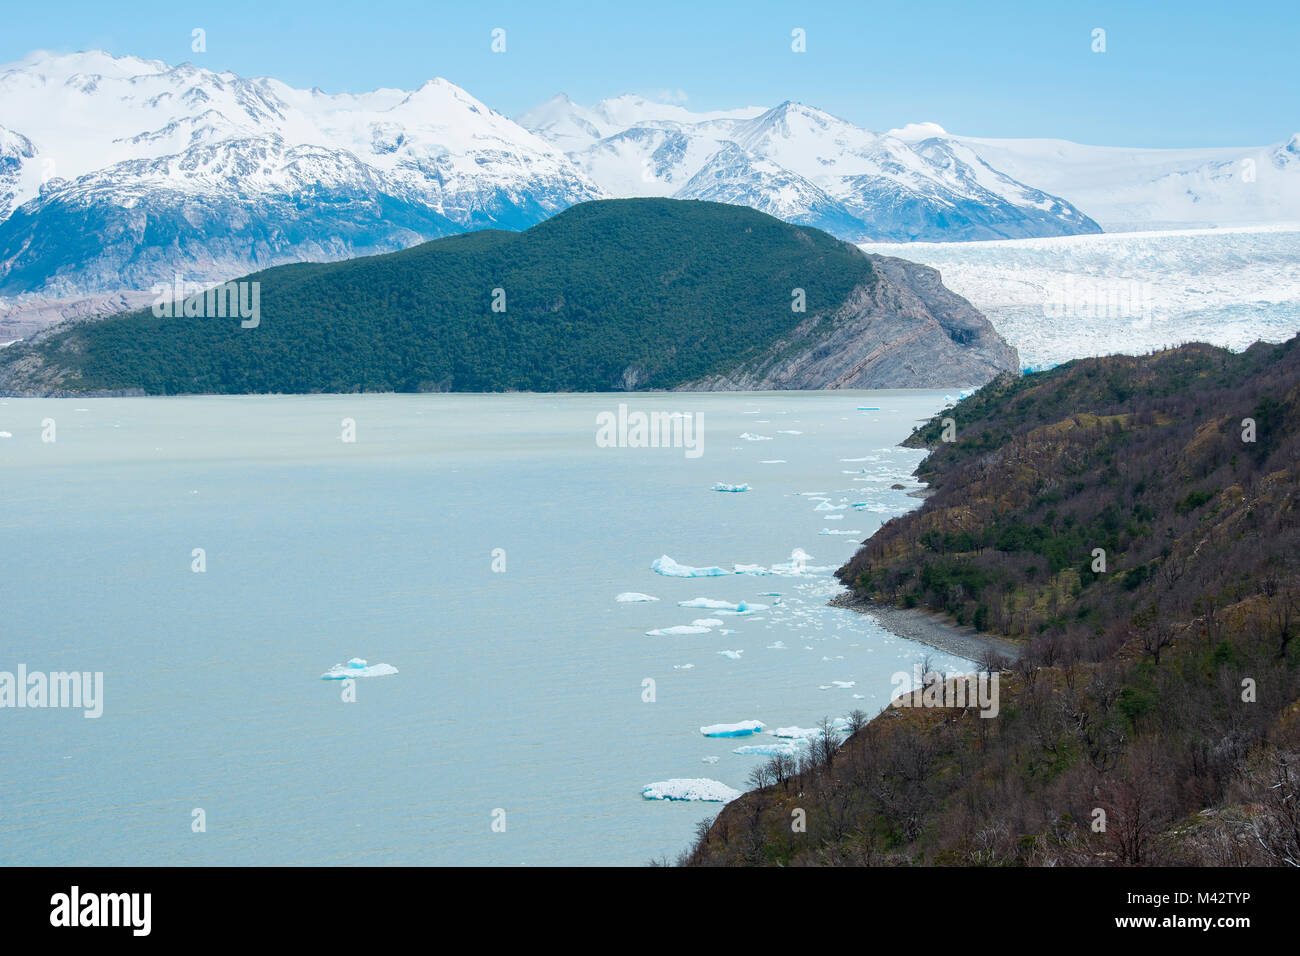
0;49;601;296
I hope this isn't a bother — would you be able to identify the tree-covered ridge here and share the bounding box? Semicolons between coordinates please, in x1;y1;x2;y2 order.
687;337;1300;866
5;199;875;395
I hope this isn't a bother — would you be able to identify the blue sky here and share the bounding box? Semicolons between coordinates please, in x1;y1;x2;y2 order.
1;0;1296;147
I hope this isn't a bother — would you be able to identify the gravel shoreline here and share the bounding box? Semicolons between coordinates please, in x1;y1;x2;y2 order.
829;592;1022;663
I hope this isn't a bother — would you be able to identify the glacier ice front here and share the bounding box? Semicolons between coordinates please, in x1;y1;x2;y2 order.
652;555;728;577
642;778;741;803
700;720;765;737
320;657;398;680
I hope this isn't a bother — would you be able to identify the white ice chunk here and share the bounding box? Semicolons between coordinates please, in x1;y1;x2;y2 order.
700;720;765;737
320;657;398;680
652;555;728;577
616;592;659;603
712;482;751;493
733;742;804;756
642;778;741;802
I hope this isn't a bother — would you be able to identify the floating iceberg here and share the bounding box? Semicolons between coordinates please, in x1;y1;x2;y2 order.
759;459;786;464
712;482;751;493
820;529;862;535
733;742;803;756
320;658;398;680
771;726;824;739
647;625;712;636
777;430;803;435
700;720;765;737
651;555;728;577
738;433;773;441
691;618;724;627
732;564;770;575
642;778;741;803
0;432;11;438
718;649;744;660
814;501;847;511
616;592;659;603
678;598;767;612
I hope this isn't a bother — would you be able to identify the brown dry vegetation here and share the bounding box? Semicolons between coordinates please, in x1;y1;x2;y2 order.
683;338;1300;866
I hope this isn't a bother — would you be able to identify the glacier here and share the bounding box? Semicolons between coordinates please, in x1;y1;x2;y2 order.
866;225;1300;370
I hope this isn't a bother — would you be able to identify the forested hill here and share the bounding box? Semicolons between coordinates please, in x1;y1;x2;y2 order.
0;198;1014;396
687;337;1300;866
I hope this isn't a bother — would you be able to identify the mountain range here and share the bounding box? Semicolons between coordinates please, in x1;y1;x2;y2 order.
1;50;1297;317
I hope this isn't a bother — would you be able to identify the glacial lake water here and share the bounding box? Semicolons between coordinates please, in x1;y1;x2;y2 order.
0;390;971;865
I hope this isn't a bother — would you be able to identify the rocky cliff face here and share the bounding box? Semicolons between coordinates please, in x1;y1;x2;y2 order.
685;253;1018;390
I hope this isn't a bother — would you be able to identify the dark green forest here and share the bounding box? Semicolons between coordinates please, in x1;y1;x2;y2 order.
5;199;874;394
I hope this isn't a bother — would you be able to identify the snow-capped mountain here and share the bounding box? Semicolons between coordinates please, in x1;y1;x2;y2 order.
0;50;599;296
890;125;1300;231
520;96;1103;243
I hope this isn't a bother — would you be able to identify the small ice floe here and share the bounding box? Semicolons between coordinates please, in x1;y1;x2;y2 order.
647;625;712;636
818;680;856;690
857;406;881;411
738;433;773;441
616;592;659;603
0;431;12;438
691;618;724;628
673;663;694;670
652;555;728;577
702;756;720;765
823;515;844;521
732;564;770;575
678;598;768;613
772;718;852;739
320;658;397;680
819;529;862;535
712;482;751;493
733;742;803;757
718;649;744;660
642;779;741;803
759;459;786;464
767;640;787;649
814;501;847;511
777;430;803;435
700;720;765;737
